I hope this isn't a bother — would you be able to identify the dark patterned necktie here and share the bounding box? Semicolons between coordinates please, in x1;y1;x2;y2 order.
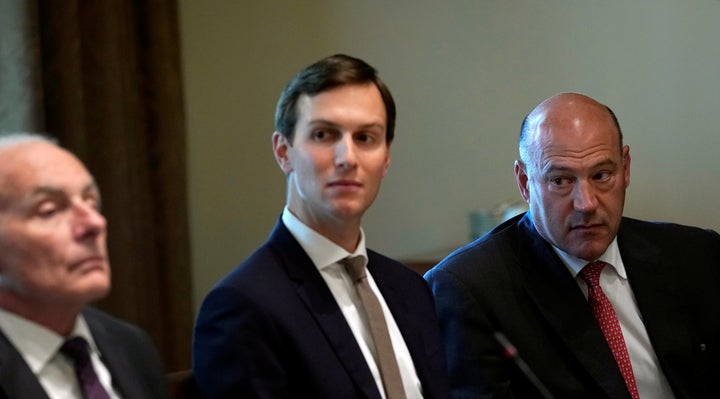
579;261;640;399
60;337;112;399
341;256;407;399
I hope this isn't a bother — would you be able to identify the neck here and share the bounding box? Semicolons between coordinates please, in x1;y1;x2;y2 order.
286;204;364;253
307;219;361;253
326;226;361;253
0;291;80;336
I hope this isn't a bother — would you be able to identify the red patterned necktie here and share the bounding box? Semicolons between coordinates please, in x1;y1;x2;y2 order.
579;261;640;399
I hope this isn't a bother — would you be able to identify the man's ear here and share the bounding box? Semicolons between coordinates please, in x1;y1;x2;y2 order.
381;143;391;177
515;160;530;203
272;132;293;174
622;145;631;189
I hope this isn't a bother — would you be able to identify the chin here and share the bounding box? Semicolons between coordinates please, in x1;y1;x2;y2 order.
332;204;367;219
572;246;607;262
83;285;111;304
78;276;111;301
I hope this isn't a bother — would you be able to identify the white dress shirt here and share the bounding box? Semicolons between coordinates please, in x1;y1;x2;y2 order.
282;207;423;399
0;308;121;399
554;238;674;399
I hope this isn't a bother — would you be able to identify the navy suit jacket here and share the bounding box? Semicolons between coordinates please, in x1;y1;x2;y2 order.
0;307;169;399
193;219;449;398
425;213;720;398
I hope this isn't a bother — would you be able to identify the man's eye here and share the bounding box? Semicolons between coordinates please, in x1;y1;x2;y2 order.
594;171;611;181
37;203;58;218
357;133;372;143
86;197;101;211
356;131;385;146
312;130;331;141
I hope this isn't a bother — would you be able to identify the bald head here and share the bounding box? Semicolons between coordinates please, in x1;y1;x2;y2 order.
519;93;623;170
513;93;631;260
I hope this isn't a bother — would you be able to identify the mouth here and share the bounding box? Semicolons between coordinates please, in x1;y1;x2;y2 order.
70;256;108;273
328;180;362;191
570;223;604;233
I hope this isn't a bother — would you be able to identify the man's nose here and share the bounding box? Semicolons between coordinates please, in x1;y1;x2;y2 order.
335;134;357;169
73;202;107;238
573;181;598;212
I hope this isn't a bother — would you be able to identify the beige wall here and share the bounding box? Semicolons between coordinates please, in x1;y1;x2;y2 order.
180;0;720;310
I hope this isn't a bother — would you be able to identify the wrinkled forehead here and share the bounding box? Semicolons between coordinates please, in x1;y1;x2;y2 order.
0;142;94;206
525;121;619;181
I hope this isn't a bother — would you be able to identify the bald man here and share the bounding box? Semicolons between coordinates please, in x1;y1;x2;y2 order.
425;93;720;398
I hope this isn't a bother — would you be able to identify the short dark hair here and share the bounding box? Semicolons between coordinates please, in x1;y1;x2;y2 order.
274;54;396;143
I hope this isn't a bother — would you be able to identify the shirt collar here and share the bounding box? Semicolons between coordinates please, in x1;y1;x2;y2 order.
281;206;368;270
0;308;100;374
552;237;627;279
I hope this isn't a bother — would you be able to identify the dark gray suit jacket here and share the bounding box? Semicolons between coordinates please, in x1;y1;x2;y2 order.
193;219;449;398
425;212;720;398
0;307;169;399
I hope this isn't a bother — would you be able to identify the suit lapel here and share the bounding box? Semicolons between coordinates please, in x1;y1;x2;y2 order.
617;222;681;328
616;222;691;390
84;311;144;399
369;257;439;396
0;331;51;399
367;256;427;363
516;215;631;398
270;221;381;399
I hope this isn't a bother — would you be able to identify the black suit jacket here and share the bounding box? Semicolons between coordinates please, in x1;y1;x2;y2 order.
425;213;720;398
0;307;169;399
192;219;449;398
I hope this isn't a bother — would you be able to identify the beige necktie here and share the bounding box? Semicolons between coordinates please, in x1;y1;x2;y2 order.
341;256;407;399
579;261;640;399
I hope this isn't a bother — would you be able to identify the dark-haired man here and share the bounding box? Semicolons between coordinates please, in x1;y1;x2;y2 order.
193;54;449;398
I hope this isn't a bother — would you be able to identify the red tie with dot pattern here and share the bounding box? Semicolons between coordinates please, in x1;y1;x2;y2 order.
579;261;640;399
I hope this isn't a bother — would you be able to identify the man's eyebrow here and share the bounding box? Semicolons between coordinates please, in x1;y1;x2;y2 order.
30;182;100;197
357;122;386;131
309;119;385;131
542;158;617;174
30;186;65;197
307;119;339;130
83;181;101;194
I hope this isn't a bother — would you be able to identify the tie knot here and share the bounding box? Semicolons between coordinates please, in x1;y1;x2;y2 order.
341;256;366;282
579;260;607;287
60;336;92;365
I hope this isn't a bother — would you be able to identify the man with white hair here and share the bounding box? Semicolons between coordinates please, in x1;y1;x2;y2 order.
0;133;169;399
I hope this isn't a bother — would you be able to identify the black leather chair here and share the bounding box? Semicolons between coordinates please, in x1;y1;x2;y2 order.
167;369;200;399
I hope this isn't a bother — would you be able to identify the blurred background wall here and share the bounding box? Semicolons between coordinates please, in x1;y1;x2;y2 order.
179;0;720;310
